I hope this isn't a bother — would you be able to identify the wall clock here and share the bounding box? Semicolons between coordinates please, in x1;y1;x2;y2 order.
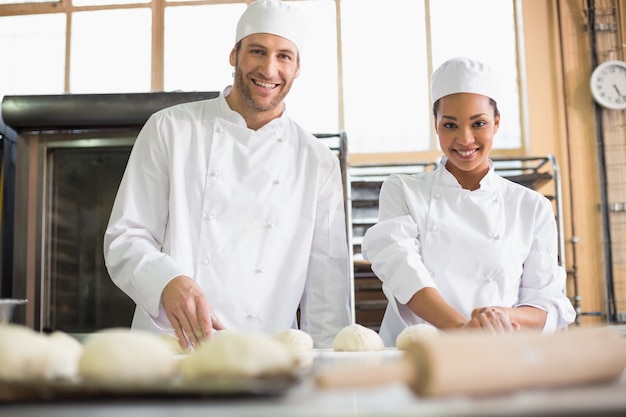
589;60;626;110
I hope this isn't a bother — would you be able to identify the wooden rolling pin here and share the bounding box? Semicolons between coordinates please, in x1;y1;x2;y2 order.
315;326;626;397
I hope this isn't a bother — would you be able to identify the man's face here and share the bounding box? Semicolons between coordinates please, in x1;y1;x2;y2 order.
230;33;300;115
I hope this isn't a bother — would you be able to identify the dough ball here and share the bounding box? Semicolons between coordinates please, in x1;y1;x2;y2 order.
396;324;440;350
332;324;385;352
0;325;85;381
0;324;50;381
78;329;178;384
180;331;297;379
273;329;314;353
41;331;84;380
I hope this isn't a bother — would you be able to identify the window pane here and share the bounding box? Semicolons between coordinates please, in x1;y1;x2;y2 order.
341;0;430;154
0;14;66;100
430;0;521;150
70;9;151;93
163;3;247;92
164;1;339;135
283;0;339;135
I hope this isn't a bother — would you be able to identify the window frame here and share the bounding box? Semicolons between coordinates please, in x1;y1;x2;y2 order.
0;0;528;161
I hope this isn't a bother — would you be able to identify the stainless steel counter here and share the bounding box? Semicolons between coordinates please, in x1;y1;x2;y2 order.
1;349;625;417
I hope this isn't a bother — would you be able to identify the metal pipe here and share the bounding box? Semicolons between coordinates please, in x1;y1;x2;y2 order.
1;91;219;131
587;0;617;323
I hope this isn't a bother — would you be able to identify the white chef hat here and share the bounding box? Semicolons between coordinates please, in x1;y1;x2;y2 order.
431;57;501;105
235;0;305;53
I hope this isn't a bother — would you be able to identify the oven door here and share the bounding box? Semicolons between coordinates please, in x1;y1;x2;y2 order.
14;130;137;332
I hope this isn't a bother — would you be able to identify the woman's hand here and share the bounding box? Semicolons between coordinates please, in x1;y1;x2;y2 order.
161;275;225;350
462;306;520;334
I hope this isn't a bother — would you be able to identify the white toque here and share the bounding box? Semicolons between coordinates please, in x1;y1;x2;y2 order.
235;0;305;53
431;57;501;105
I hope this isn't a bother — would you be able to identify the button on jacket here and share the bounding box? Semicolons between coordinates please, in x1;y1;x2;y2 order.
362;158;576;346
103;87;352;348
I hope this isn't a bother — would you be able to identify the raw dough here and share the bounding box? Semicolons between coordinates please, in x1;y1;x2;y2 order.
78;328;178;384
0;324;50;381
180;331;297;379
396;323;440;350
0;326;89;382
332;324;385;352
161;333;193;355
273;329;314;353
41;331;84;380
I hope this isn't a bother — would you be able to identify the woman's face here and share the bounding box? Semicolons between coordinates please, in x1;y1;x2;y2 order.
434;93;500;183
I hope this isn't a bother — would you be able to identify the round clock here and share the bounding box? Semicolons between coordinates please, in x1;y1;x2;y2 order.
590;60;626;110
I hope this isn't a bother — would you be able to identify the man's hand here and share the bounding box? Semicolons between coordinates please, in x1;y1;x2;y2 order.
462;306;520;334
161;275;225;349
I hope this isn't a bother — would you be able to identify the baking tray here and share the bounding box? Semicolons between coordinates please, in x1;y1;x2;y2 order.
0;373;299;402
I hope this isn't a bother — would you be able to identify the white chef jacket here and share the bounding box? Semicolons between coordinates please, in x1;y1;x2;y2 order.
361;157;576;346
103;87;352;348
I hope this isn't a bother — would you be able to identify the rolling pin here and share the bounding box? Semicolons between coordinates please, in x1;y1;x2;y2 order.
315;326;626;397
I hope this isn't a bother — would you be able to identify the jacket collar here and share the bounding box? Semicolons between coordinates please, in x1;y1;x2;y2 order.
218;86;289;133
437;156;497;190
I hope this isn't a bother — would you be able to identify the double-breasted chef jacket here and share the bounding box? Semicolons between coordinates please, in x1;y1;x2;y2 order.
103;87;352;348
362;157;576;347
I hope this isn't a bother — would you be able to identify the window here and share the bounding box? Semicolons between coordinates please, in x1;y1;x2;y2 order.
341;0;521;154
429;0;521;150
70;8;152;93
0;13;66;95
0;0;523;156
163;1;339;134
163;3;246;93
341;0;430;153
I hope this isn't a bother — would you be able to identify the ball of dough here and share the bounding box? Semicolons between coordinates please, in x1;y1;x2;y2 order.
180;331;297;379
0;325;86;382
273;329;314;353
0;324;50;381
78;329;178;384
41;331;84;380
332;324;385;352
396;324;440;350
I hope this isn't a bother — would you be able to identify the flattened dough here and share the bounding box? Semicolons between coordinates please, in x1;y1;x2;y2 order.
161;333;193;355
180;331;297;379
332;324;385;352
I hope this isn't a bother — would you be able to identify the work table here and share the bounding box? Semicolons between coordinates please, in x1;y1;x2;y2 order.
1;349;625;417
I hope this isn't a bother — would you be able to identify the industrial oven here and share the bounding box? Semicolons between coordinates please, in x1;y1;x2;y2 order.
1;92;219;332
